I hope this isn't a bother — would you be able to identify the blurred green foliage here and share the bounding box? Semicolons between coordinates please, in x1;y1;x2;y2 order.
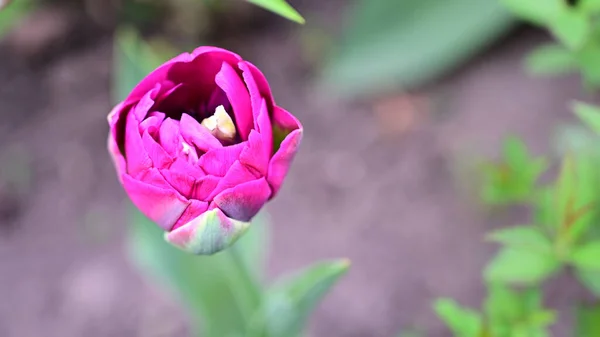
322;0;516;98
246;0;304;24
503;0;600;87
435;285;555;337
480;136;547;205
431;102;600;336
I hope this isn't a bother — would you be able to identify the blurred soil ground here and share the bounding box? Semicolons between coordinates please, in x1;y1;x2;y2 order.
0;1;593;336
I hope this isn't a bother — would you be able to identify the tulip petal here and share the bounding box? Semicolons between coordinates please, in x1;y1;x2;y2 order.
107;102;127;180
139;112;165;135
266;129;302;197
180;113;222;152
169;156;205;180
165;208;250;255
215;62;253;141
207;161;258;200
239;130;270;176
142;131;172;169
122;172;190;231
171;199;209;230
158;118;181;156
198;142;245;176
160;169;196;198
256;98;273;145
193;175;221;201
272;106;302;133
245;61;275;107
108;135;126;183
213;177;271;222
125;106;152;176
239;62;265;126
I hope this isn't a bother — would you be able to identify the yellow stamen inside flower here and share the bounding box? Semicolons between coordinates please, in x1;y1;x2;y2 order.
201;105;236;143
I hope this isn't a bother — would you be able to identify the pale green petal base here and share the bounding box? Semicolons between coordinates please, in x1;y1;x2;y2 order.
164;208;250;255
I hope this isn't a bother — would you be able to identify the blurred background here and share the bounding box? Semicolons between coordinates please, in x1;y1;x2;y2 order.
0;0;594;336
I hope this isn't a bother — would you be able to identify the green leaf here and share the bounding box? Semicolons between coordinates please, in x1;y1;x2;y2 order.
500;0;563;25
0;0;34;38
573;102;600;135
434;298;481;337
248;260;350;337
576;41;600;87
487;226;553;255
580;0;600;13
484;247;560;284
570;241;600;269
576;268;600;296
550;9;591;50
127;207;264;337
524;44;577;76
575;304;600;337
485;283;523;323
321;0;515;97
246;0;304;24
481;136;547;205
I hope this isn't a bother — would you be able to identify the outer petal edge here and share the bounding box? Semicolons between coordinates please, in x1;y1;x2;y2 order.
164;208;250;255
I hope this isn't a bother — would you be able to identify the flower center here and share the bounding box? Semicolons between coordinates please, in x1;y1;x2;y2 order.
200;105;237;144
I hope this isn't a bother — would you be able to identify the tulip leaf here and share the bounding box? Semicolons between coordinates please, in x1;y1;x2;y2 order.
246;0;304;24
127;206;264;337
248;260;350;337
321;0;515;97
500;0;563;25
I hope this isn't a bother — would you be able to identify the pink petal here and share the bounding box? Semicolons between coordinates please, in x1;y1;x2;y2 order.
107;102;127;180
107;135;126;183
266;129;302;197
158;118;181;156
124;47;240;108
215;62;253;141
272;106;302;131
124;106;152;176
239;130;270;176
246;61;275;107
171;199;209;230
207;161;258;200
180;113;222;152
190;46;243;61
139;112;165;135
239;62;265;126
256;98;273;143
213;177;272;222
193;175;221;201
122;172;190;231
198;142;245;176
170;156;205;180
160;169;196;198
142;131;172;169
131;85;160;121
